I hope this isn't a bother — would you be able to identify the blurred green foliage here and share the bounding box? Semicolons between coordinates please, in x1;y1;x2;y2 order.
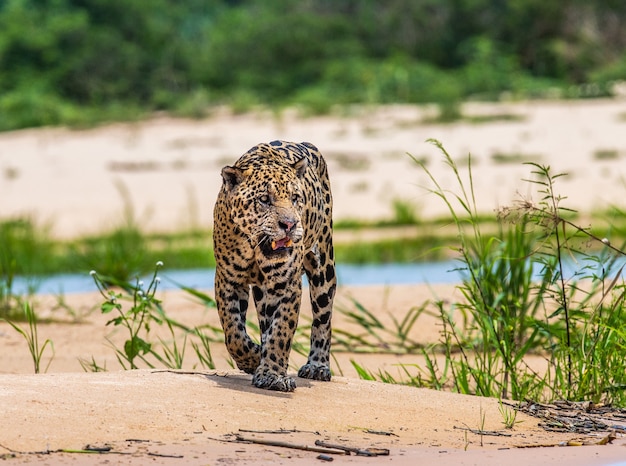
1;0;626;130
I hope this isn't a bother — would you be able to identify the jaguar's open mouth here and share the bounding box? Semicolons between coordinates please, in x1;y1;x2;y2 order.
262;236;294;256
271;237;293;250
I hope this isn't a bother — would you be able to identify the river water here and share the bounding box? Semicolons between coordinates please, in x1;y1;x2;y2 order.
12;255;624;295
12;261;466;295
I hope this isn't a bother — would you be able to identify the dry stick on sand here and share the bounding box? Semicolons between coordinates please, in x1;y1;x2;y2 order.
234;435;348;455
239;428;321;435
233;429;390;457
364;429;398;437
314;440;390;457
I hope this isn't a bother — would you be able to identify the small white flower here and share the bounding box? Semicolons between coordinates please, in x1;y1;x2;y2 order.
138;280;144;288
156;261;164;267
110;297;117;303
602;238;610;246
89;270;96;276
155;276;161;284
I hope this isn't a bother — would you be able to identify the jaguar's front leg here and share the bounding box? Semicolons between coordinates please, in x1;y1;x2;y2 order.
251;281;302;392
215;271;261;374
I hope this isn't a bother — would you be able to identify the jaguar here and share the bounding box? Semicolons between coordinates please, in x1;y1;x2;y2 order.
213;140;336;392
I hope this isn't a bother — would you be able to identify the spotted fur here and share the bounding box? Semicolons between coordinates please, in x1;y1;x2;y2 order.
213;140;336;392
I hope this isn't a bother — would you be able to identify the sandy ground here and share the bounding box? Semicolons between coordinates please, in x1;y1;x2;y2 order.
2;100;626;464
1;99;625;237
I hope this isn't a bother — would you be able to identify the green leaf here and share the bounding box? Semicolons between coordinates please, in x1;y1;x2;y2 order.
101;301;119;314
350;360;376;381
106;316;124;326
124;337;151;361
170;279;216;307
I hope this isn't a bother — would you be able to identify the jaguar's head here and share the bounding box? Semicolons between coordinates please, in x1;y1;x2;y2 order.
220;155;307;262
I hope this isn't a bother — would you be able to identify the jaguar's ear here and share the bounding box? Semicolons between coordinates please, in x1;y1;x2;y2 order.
221;166;244;191
292;158;308;178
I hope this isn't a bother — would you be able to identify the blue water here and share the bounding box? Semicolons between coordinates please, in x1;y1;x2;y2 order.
11;261;466;295
10;256;625;295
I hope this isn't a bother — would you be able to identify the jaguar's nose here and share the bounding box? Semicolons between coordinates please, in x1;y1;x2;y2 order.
279;219;296;233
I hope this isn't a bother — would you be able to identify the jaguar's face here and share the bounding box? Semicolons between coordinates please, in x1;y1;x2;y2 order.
220;158;307;261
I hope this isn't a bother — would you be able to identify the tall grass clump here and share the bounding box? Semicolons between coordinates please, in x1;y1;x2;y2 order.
409;140;626;405
414;140;550;400
517;163;626;404
2;301;54;373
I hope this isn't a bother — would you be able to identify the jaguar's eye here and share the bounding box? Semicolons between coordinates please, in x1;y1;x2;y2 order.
292;194;300;204
259;195;270;205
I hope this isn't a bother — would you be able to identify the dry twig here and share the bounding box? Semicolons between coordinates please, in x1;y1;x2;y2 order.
235;435;348;455
314;440;390;457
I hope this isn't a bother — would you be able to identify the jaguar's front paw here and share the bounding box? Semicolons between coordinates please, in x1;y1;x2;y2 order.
252;367;296;392
298;363;331;381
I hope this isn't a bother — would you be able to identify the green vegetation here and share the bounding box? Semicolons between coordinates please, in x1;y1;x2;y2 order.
1;1;626;131
83;262;318;374
0;219;213;284
344;142;626;406
334;299;428;354
498;400;521;429
335;235;449;264
88;262;220;371
1;301;54;373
